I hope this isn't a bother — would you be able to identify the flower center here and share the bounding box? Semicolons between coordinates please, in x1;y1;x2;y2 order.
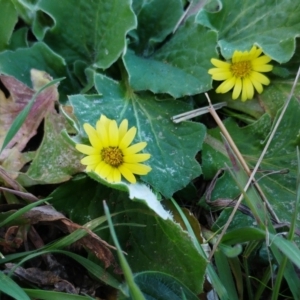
231;60;252;78
101;147;123;167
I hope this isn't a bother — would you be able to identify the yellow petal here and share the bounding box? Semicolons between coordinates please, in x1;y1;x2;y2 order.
112;168;121;182
109;120;119;147
211;71;232;81
124;153;151;163
210;58;231;69
122;142;147;155
232;50;242;63
119;119;128;142
76;144;98;155
241;82;248;102
98;114;111;127
118;164;136;183
96;163;113;179
83;123;102;149
119;127;137;149
252;55;272;66
86;163;98;171
216;77;236;94
96;122;109;148
249;46;262;59
251;71;270;85
243;77;254;100
123;163;152;175
94;161;106;174
81;155;101;165
249;74;263;94
232;77;242;99
106;171;114;183
252;64;273;72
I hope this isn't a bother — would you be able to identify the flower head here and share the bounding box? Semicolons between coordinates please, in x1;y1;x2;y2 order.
208;46;273;101
76;115;151;184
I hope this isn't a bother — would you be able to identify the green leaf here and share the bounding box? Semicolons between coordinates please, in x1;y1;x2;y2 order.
0;271;30;300
0;42;66;88
197;0;300;63
37;0;136;68
0;0;18;51
24;110;84;185
7;28;28;50
51;180;206;294
69;73;206;197
123;19;217;97
115;200;207;294
120;271;199;300
10;0;37;24
133;0;183;55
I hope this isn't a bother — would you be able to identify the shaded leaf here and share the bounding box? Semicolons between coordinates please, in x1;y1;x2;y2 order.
25;110;84;184
0;43;66;89
0;0;18;51
120;271;199;300
124;19;217;97
133;0;183;55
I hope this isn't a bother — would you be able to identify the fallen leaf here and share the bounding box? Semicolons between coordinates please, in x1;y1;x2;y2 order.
0;70;58;174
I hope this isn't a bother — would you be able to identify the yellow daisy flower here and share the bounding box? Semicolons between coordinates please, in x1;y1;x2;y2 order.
208;46;273;101
76;115;152;184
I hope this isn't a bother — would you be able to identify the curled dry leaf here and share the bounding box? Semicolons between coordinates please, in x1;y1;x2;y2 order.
5;263;77;294
2;205;117;269
0;70;58;175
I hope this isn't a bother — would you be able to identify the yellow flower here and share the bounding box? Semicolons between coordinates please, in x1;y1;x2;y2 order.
208;46;273;101
76;115;151;184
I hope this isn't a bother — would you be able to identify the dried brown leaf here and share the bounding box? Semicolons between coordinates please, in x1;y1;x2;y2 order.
0;70;58;171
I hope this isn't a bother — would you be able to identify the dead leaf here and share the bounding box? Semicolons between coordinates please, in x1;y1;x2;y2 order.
1;205;117;269
5;263;77;294
0;70;58;173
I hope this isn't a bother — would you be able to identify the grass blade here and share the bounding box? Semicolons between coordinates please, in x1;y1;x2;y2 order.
0;271;30;300
103;201;146;299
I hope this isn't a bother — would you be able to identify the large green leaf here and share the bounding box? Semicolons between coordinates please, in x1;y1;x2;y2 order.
197;0;300;63
51;180;206;294
123;19;217;97
0;0;18;51
202;97;300;229
69;73;206;197
36;0;136;69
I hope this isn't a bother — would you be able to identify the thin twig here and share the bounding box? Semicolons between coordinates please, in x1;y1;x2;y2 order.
206;94;279;222
206;65;300;260
173;0;207;33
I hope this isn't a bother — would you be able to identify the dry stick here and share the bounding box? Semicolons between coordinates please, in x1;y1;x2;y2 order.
206;66;300;260
173;0;207;33
206;94;279;223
